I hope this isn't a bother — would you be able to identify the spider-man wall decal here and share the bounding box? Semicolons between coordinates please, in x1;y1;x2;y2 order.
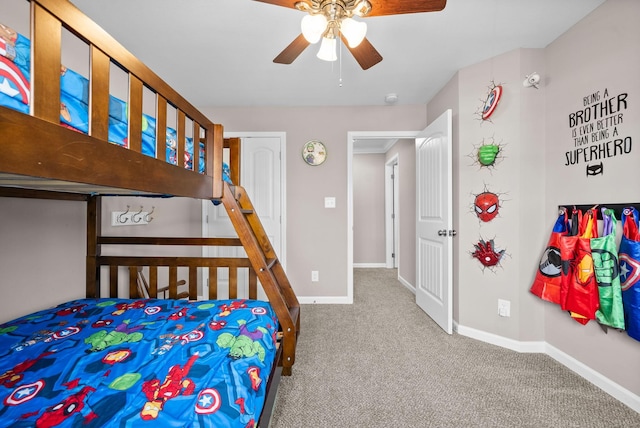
470;185;508;223
474;191;500;222
471;238;508;272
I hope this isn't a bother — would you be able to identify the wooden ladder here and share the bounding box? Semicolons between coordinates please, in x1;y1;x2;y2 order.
220;181;300;375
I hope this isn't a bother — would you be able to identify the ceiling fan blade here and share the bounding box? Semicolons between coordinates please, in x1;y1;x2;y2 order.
341;36;383;70
252;0;301;10
274;34;311;64
366;0;447;17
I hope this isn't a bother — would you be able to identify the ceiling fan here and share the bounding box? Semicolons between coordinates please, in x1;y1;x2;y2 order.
254;0;447;70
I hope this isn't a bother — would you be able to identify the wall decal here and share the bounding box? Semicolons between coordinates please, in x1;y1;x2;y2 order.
471;238;507;272
469;137;505;170
476;81;504;122
473;190;501;222
565;87;632;176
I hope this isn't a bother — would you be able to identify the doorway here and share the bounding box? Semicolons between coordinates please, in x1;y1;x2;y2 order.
348;131;420;301
202;132;286;300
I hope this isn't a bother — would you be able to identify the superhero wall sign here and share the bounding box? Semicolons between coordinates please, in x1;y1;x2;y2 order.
566;87;632;176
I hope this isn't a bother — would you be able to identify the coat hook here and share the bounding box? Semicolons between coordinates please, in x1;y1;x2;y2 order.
145;206;155;223
117;205;130;223
132;206;144;223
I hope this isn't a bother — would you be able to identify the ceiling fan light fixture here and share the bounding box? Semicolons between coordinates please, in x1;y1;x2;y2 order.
301;13;328;44
352;0;372;17
340;17;367;48
317;36;337;62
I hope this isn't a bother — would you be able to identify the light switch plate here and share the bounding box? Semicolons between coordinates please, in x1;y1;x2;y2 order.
324;197;336;208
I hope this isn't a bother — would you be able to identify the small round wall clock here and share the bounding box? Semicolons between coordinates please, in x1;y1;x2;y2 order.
302;140;327;166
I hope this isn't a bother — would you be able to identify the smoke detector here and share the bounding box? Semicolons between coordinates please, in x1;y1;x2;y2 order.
385;93;398;104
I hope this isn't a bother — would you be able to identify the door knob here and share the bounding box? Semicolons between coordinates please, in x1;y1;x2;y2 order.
437;229;447;236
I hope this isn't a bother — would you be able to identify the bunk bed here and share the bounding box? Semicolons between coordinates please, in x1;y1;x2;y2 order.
0;1;299;426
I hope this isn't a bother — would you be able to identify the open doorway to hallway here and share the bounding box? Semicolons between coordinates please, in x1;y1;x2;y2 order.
348;131;420;300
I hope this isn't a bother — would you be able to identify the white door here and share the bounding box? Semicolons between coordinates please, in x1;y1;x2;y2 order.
415;109;453;334
203;134;284;300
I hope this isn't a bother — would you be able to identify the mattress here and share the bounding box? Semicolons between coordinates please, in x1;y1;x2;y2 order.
0;298;278;427
0;24;204;173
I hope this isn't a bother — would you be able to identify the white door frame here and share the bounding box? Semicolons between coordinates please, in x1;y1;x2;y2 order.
385;155;399;268
202;131;287;270
348;131;420;301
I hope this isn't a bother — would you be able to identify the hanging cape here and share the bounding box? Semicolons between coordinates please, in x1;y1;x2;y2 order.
530;209;569;305
560;208;600;325
620;207;640;341
591;208;625;329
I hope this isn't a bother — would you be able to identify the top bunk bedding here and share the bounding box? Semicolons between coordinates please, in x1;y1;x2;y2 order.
0;0;226;199
0;24;204;173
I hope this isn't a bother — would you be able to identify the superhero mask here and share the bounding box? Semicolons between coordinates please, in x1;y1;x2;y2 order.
474;192;499;222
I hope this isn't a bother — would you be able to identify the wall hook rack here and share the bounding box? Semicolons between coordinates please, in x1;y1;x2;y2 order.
558;203;640;219
111;205;155;226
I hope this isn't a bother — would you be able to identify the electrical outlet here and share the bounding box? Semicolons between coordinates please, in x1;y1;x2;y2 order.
324;197;336;208
311;271;319;282
498;299;511;317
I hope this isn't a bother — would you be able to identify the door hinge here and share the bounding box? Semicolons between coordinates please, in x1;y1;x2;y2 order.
392;252;395;258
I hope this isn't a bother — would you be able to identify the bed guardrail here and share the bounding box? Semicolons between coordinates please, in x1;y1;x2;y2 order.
95;237;259;301
1;0;225;198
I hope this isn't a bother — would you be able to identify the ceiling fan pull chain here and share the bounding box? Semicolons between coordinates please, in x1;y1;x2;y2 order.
339;39;343;87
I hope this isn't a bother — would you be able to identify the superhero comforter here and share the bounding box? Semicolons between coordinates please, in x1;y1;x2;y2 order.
0;298;279;427
0;23;203;172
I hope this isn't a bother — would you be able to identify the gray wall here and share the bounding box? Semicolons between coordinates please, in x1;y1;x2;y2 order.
0;198;86;323
353;154;386;265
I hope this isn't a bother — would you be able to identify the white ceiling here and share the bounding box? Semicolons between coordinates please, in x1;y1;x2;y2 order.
69;0;605;108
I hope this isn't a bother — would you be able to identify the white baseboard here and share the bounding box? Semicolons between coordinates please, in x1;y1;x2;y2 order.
545;343;640;413
353;263;387;268
455;324;546;353
456;323;640;413
298;296;353;304
397;274;415;294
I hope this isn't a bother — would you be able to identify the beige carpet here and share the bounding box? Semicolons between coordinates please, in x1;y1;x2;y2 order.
270;268;640;427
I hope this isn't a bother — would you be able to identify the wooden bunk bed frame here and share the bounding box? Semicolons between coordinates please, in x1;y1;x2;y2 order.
0;0;299;423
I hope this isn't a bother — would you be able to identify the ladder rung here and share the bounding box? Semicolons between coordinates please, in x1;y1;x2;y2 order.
240;209;253;214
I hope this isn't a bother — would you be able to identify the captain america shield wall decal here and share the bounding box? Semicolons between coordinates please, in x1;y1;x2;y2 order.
482;84;503;120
